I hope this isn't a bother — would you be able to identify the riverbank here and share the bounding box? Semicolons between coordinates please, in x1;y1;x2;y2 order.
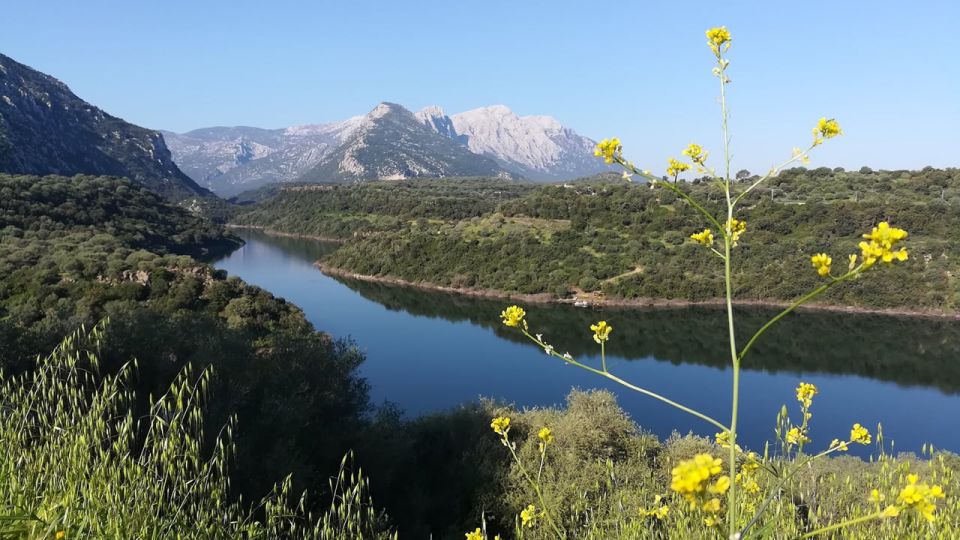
317;262;960;320
226;224;346;243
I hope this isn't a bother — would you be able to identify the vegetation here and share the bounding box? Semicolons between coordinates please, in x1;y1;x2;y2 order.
474;24;955;540
0;324;394;539
0;174;381;525
234;167;960;312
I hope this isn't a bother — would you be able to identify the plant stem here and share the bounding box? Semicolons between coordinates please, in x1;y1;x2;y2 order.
737;269;858;363
795;512;881;539
523;331;729;432
718;46;740;540
505;436;565;538
601;341;606;373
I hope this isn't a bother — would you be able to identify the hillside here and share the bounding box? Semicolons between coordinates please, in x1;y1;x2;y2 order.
233;167;960;312
0;54;210;201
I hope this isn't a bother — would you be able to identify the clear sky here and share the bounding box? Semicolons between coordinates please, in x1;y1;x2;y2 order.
3;0;957;173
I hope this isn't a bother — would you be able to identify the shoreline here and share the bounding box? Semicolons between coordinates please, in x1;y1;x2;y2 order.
316;262;960;320
226;224;346;244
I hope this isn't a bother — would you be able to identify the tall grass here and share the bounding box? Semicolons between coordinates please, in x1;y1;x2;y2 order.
0;322;394;539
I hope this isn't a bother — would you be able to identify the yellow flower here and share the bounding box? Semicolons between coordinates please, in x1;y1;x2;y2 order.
881;504;901;519
726;218;747;245
810;253;832;277
896;475;945;522
869;488;885;504
666;157;691;178
594;138;622;165
55;533;66;540
500;305;526;328
590;321;612;344
702;497;722;513
465;528;484;540
705;26;731;55
704;515;720;527
830;439;849;452
671;454;723;503
850;423;871;444
708;476;730;495
785;427;810;446
490;416;510;435
858;222;909;268
520;504;539;527
642;495;670;520
795;382;818;408
737;472;761;494
812;117;843;145
691;228;714;247
848;253;858;270
538;427;554;445
682;143;708;165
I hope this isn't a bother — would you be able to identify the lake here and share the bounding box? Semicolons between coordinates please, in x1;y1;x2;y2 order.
214;229;960;454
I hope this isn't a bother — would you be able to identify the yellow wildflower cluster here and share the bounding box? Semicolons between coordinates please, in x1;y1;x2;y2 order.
830;438;850;452
682;143;708;165
490;416;510;436
812;117;843;145
666;157;691;178
796;382;818;408
705;26;731;56
726;218;746;245
500;305;526;328
466;528;484;540
859;222;908;268
893;475;946;522
714;431;743;453
538;427;554;445
786;426;811;446
691;228;714;247
590;321;612;343
520;504;540;528
641;495;670;520
810;253;832;277
594;138;622;164
850;423;871;444
671;454;726;511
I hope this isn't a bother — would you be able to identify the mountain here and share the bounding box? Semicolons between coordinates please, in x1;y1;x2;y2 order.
418;105;610;181
296;103;511;184
165;103;607;194
0;53;210;201
161;117;364;195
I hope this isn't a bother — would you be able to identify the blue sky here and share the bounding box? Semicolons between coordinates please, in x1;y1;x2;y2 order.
3;0;957;173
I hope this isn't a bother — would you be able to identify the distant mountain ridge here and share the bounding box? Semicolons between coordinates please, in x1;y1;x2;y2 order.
0;53;209;201
165;103;610;195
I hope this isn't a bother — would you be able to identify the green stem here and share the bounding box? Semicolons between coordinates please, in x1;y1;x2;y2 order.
795;512;881;539
717;46;740;540
732;146;814;208
739;445;847;537
523;330;729;432
504;435;565;538
621;160;723;232
737;269;858;363
601;341;607;373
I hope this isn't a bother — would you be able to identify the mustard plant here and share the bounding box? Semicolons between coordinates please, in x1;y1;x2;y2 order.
485;26;946;540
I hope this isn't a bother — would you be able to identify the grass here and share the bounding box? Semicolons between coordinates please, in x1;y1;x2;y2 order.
0;322;395;539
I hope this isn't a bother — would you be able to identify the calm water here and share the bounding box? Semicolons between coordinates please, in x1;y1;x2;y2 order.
214;229;960;454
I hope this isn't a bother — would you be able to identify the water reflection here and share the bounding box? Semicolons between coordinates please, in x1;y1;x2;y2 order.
337;277;960;394
214;229;960;454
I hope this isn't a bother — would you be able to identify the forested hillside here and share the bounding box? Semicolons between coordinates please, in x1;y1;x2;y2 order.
0;174;377;505
234;167;960;312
